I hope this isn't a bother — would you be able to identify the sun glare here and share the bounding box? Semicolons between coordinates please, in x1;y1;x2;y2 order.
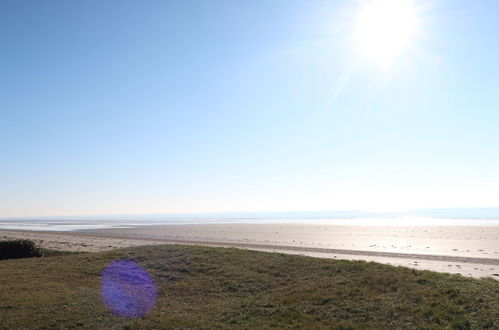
353;0;421;64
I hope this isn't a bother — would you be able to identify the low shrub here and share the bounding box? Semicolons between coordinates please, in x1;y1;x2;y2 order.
0;239;43;260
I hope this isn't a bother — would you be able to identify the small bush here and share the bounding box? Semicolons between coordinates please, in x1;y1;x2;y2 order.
0;239;43;260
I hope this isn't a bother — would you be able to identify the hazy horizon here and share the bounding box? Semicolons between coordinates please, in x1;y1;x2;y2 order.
3;206;499;221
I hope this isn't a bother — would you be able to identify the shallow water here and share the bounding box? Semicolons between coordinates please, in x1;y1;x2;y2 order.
0;216;498;231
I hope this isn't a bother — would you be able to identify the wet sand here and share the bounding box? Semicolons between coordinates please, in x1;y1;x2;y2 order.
1;224;498;280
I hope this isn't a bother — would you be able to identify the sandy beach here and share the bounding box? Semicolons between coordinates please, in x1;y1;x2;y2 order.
1;224;498;280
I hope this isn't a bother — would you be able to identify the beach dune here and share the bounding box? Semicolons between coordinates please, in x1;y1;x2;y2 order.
1;223;498;280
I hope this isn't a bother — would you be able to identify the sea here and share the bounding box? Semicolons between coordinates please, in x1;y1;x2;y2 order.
0;214;498;231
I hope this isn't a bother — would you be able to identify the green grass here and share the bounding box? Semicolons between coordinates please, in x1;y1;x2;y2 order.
38;248;85;257
0;245;498;329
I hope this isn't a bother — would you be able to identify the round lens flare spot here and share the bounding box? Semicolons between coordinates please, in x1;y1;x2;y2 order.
101;260;157;317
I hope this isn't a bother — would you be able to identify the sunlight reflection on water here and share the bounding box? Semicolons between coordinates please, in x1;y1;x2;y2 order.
1;217;499;232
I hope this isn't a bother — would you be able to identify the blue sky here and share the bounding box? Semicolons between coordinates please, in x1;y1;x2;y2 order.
1;0;498;217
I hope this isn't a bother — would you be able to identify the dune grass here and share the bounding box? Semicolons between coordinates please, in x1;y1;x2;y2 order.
0;244;497;329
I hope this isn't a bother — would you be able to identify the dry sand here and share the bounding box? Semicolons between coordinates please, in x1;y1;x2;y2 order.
1;224;498;280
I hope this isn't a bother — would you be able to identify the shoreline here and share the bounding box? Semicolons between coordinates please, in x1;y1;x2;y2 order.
1;223;498;280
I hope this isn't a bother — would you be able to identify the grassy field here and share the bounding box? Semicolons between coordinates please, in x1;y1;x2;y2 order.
0;244;498;329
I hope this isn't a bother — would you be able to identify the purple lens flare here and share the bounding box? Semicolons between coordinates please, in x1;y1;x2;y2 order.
101;260;157;317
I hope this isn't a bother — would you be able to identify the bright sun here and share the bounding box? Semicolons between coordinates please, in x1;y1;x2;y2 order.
354;0;421;64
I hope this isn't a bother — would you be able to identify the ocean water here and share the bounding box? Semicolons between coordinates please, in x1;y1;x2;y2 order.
0;215;498;231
